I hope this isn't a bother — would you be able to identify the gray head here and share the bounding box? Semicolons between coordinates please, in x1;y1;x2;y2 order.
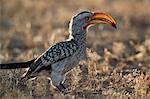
69;11;93;36
69;11;117;37
71;11;93;28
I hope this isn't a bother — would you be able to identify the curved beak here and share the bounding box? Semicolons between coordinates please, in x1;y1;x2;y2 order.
87;12;117;28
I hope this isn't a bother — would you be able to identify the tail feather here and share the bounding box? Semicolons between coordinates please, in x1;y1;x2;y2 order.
0;58;36;69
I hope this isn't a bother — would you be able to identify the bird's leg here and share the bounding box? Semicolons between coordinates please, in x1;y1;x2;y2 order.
21;69;32;81
50;71;66;92
15;72;30;88
56;83;66;92
60;83;66;89
16;70;32;87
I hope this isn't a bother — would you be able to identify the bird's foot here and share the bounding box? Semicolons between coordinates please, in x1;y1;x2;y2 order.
16;77;26;86
60;83;66;89
56;83;66;93
15;78;28;91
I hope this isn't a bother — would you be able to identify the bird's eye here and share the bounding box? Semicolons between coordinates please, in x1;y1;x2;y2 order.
86;17;90;20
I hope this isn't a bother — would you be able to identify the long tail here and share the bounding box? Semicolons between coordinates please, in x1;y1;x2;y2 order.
0;58;36;69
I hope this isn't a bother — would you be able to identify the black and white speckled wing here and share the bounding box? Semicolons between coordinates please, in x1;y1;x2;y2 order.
30;39;79;73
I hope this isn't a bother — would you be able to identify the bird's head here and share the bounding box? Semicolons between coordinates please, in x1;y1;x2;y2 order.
69;11;116;36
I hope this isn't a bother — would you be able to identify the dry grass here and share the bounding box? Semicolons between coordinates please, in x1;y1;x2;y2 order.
0;0;150;99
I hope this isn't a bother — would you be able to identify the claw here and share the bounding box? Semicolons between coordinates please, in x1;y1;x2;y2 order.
56;84;66;92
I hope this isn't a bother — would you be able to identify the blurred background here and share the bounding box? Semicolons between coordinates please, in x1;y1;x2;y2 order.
0;0;150;98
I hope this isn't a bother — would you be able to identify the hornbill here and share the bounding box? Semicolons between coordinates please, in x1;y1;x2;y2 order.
0;11;116;92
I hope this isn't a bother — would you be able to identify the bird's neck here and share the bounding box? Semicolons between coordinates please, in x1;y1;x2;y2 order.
69;26;87;46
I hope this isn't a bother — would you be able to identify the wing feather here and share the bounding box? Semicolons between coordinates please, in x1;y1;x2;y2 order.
30;39;78;73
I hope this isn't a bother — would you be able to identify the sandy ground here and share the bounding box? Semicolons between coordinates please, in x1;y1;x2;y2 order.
0;0;150;99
